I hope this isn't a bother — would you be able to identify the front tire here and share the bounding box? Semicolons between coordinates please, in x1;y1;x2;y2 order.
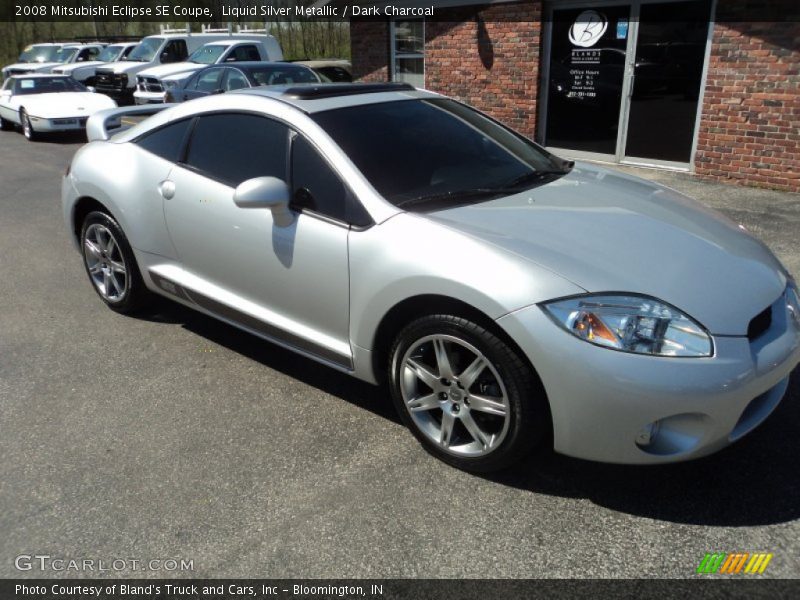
389;315;548;472
0;116;12;131
20;108;37;141
80;211;151;314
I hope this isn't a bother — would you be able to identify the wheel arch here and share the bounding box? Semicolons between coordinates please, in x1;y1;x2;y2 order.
371;294;547;392
71;196;116;245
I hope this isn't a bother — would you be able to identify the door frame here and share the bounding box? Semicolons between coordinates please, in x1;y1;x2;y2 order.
538;0;716;171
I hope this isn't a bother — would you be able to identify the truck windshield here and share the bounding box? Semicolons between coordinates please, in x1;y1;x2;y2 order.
98;45;124;62
312;98;568;210
188;45;225;64
53;48;79;63
18;46;59;63
126;38;162;62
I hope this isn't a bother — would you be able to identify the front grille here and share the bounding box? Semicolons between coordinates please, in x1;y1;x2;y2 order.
136;76;163;93
747;305;772;342
94;71;124;92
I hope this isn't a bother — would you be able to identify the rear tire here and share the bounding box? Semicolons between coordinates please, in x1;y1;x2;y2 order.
80;211;152;314
388;314;549;472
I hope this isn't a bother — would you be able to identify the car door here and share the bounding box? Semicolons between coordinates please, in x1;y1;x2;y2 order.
183;67;224;101
161;112;353;367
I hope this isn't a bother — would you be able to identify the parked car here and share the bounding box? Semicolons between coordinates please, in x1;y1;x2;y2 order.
2;44;105;78
63;84;800;472
0;74;116;140
2;43;64;78
134;39;281;105
289;59;353;82
52;43;139;85
164;62;320;102
94;25;282;104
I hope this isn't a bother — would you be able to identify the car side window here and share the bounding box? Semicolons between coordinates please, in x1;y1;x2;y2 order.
134;119;193;162
230;45;260;62
224;69;249;91
162;40;188;64
184;113;289;187
193;68;223;92
291;135;370;226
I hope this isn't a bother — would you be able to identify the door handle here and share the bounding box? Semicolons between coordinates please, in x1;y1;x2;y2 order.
158;180;175;200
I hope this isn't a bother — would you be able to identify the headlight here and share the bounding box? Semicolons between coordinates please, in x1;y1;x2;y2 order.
162;80;178;90
787;281;800;328
542;294;712;357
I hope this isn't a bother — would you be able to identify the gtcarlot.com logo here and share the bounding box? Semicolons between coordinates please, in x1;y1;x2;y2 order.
15;554;194;572
697;552;773;574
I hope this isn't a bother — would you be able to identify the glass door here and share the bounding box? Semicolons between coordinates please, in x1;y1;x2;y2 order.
544;4;632;158
622;0;712;164
542;0;712;168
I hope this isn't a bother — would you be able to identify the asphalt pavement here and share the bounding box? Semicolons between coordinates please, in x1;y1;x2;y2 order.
1;128;798;579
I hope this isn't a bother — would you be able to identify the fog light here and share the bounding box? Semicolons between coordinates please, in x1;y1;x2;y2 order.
636;421;661;448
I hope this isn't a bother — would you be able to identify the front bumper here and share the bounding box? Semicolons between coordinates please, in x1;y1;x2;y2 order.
28;114;88;132
498;290;800;464
133;90;166;105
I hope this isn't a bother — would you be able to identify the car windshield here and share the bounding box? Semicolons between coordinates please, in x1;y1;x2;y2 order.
248;66;318;86
98;45;124;62
188;45;225;64
126;38;161;62
14;77;86;95
18;46;59;63
312;98;568;210
53;47;79;63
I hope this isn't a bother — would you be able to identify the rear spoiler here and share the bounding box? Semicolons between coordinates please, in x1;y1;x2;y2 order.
86;104;175;142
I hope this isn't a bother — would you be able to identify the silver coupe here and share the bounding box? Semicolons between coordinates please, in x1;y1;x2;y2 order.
62;83;800;472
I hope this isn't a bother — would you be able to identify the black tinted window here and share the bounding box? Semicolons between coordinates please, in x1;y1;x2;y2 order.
230;45;260;61
135;119;192;162
291;136;350;222
312;98;559;209
185;114;288;186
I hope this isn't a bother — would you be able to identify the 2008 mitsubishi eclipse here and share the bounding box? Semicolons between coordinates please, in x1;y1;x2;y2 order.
62;83;800;472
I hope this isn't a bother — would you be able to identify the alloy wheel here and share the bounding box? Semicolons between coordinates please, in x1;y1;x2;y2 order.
399;334;511;457
83;223;128;302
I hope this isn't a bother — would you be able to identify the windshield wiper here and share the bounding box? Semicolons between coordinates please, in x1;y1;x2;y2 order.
395;188;517;209
500;169;570;190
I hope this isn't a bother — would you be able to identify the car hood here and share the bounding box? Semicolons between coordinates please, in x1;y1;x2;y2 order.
427;162;788;335
53;61;104;74
138;62;203;80
4;62;56;72
23;92;116;117
98;62;148;75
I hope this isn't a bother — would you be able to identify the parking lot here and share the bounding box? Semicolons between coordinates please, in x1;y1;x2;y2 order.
1;128;798;579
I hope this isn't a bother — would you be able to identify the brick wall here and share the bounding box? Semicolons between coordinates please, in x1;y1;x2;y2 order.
350;3;542;138
350;20;389;82
696;20;800;192
426;3;542;138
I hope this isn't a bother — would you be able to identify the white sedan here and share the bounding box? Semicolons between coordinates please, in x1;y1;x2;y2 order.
0;74;117;141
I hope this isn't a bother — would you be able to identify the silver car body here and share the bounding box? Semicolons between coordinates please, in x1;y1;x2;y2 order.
62;87;800;464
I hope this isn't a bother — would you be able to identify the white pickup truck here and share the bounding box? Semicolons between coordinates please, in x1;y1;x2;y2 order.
93;26;282;105
2;44;105;78
133;39;278;104
52;43;139;85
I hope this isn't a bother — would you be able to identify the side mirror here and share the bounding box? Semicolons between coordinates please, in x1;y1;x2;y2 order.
233;176;294;227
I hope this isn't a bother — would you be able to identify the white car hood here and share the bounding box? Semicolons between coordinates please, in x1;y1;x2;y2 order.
53;61;105;74
4;61;59;73
22;92;116;117
98;62;148;75
138;62;204;80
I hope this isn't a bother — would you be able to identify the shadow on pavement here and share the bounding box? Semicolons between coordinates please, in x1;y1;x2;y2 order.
141;297;800;527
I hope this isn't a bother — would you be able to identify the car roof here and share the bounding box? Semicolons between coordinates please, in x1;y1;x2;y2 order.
229;83;438;113
9;73;71;79
202;39;261;47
